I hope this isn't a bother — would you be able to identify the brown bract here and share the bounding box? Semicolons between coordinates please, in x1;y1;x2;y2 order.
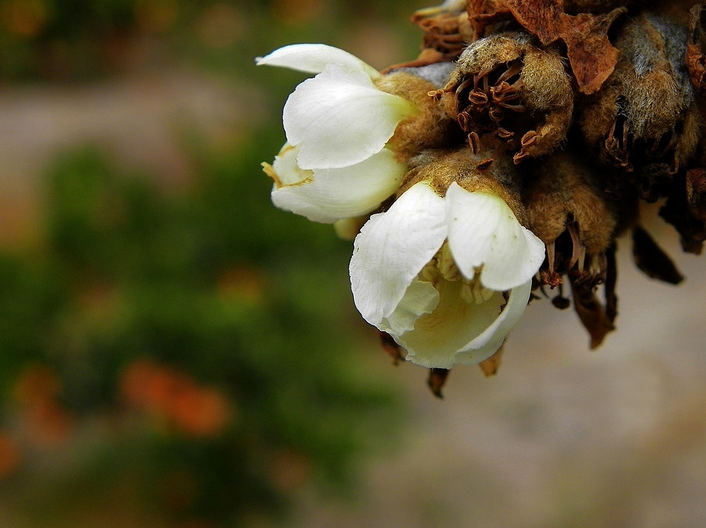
468;0;626;94
375;70;459;161
398;140;527;221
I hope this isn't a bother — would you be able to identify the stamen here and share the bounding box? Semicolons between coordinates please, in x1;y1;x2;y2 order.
437;243;462;281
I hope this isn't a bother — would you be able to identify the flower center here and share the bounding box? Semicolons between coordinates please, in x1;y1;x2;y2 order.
420;242;494;305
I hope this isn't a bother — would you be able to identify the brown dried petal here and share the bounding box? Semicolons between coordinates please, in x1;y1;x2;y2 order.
427;368;450;398
571;279;615;349
631;226;684;284
478;345;504;376
558;8;626;94
379;331;405;364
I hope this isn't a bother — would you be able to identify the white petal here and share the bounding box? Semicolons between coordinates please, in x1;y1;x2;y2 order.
399;279;531;369
350;183;447;326
379;279;439;335
266;145;406;223
454;279;531;361
256;44;380;78
445;182;545;291
264;143;310;186
283;65;417;170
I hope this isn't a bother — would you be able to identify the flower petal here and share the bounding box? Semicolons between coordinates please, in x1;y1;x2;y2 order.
445;182;545;291
350;182;447;326
284;65;417;170
454;279;531;361
379;279;439;335
265;145;406;223
399;279;531;368
256;44;380;78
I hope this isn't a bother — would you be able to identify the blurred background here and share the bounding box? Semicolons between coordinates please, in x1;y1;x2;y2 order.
1;1;706;527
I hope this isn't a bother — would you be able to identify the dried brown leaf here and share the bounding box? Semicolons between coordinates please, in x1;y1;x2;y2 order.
468;0;625;93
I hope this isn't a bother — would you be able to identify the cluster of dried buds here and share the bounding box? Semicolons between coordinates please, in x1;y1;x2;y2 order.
257;0;706;396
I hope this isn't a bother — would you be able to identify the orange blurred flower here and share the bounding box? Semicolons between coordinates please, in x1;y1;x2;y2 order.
120;359;232;437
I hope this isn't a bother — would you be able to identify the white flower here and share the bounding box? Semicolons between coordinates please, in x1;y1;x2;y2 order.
261;143;405;223
350;181;545;369
257;44;417;222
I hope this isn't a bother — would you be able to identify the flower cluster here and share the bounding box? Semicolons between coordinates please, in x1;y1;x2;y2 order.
258;0;706;395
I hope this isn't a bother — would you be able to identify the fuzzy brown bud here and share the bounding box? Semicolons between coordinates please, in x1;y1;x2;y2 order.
442;32;573;164
523;151;619;348
579;13;701;201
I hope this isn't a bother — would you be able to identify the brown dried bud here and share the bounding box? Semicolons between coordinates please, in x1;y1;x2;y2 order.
442;32;573;163
524;151;618;285
412;0;475;64
523;152;619;347
579;13;701;201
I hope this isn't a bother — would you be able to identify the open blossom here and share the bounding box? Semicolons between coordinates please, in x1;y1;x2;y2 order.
257;44;418;223
350;181;545;369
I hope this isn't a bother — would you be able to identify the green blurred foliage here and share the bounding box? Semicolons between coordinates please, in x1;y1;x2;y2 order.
0;135;402;526
0;0;432;525
0;0;425;80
